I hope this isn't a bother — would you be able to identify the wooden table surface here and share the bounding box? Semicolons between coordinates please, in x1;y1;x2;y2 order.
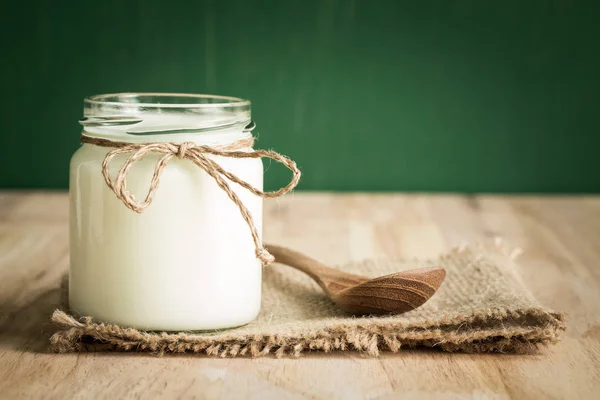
1;192;599;399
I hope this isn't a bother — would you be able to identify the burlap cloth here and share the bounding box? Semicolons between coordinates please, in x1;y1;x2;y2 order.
50;243;565;357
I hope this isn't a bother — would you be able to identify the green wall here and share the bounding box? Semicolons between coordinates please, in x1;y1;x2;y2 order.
1;1;599;192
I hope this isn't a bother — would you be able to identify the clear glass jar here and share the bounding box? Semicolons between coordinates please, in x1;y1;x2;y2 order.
69;93;263;331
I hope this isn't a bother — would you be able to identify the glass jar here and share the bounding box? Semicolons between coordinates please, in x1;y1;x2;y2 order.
70;93;264;331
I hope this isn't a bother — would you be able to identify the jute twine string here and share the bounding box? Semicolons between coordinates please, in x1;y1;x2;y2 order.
80;134;301;266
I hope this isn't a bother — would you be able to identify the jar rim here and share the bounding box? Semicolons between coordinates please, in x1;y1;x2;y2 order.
81;93;253;144
84;92;251;109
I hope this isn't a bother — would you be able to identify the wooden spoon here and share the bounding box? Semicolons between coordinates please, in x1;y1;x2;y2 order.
265;244;446;315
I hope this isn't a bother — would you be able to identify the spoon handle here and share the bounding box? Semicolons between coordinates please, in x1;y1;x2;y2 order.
264;244;367;294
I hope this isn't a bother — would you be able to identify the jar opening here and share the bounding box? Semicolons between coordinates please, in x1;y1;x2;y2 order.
85;93;251;109
81;93;252;144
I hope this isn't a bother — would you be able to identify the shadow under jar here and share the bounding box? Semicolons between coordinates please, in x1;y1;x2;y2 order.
69;93;263;331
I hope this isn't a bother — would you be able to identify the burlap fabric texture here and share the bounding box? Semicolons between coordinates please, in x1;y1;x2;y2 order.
50;243;565;357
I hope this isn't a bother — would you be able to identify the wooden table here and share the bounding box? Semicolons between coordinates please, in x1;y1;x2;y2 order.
1;192;599;399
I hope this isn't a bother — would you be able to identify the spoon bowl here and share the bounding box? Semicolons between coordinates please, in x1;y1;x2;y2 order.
266;244;446;315
332;268;446;314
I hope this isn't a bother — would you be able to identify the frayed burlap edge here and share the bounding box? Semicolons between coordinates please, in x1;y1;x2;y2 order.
49;241;566;357
50;308;565;357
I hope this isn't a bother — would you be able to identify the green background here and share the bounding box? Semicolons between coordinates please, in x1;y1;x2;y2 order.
1;0;599;192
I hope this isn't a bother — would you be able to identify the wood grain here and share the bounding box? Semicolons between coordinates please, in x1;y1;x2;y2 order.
1;192;599;399
334;267;446;315
266;244;446;314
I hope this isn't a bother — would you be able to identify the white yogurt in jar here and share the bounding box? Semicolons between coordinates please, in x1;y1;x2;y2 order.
69;94;263;331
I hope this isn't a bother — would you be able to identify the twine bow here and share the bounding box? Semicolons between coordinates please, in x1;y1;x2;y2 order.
80;135;301;266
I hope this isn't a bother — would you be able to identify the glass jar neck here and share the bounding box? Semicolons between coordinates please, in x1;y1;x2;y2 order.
80;93;252;145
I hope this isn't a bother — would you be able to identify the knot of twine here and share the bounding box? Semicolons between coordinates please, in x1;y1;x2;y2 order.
80;135;301;266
